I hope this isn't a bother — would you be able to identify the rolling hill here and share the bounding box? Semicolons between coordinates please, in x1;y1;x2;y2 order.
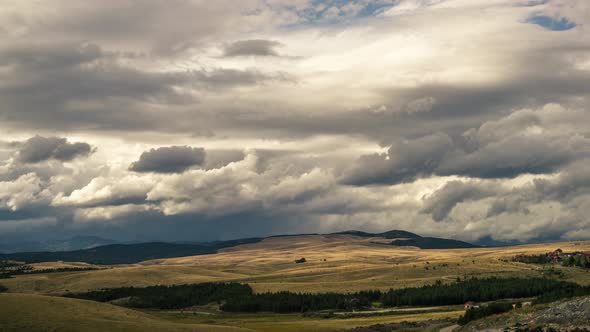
0;230;477;265
390;237;480;249
0;293;253;332
0;236;117;253
0;238;264;265
334;229;421;239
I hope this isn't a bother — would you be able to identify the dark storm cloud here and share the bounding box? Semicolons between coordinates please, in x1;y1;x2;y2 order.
342;105;590;186
341;133;453;186
130;146;206;173
223;39;283;57
0;42;292;132
436;135;580;179
419;159;590;224
533;160;590;202
1;1;255;57
203;150;245;170
17;136;94;164
421;181;497;222
1;0;590;245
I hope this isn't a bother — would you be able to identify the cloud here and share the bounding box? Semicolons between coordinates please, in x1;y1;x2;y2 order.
52;174;155;208
0;42;294;133
341;133;454;185
0;173;51;211
344;105;590;185
0;1;589;245
130;146;206;173
17;136;94;164
421;180;499;221
223;39;283;57
0;217;57;234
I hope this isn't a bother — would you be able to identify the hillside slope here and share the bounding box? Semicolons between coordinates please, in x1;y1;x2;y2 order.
391;237;480;249
3;236;590;295
459;296;590;331
0;238;263;265
0;230;477;265
0;293;253;332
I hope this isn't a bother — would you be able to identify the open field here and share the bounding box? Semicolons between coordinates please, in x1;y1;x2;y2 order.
0;293;253;332
2;235;590;332
3;235;590;295
148;310;463;332
0;292;462;332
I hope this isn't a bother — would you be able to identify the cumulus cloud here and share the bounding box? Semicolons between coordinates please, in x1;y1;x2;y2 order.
17;136;94;163
0;173;51;211
129;146;206;173
421;180;500;222
344;105;590;185
0;1;589;245
341;133;454;186
223;39;283;57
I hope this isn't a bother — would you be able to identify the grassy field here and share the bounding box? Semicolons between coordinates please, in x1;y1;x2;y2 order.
0;293;253;332
2;235;590;332
3;235;590;295
0;292;462;332
148;310;463;332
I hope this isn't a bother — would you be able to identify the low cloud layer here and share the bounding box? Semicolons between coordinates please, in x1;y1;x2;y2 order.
343;105;590;185
17;136;94;164
223;40;283;57
130;146;206;173
0;0;589;246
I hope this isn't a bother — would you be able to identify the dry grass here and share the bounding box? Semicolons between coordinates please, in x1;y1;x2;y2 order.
3;235;590;295
3;236;589;332
153;310;463;332
0;293;254;332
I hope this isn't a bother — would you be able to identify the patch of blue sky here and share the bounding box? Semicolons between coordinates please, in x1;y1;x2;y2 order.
519;0;550;7
527;14;576;31
271;0;397;28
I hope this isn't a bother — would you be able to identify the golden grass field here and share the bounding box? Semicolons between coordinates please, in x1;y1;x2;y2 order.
2;234;590;332
3;235;590;295
148;309;464;332
0;293;253;332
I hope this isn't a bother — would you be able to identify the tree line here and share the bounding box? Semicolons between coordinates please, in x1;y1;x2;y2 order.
221;290;382;313
64;277;587;313
513;252;590;269
65;282;252;309
381;277;576;307
0;264;99;279
562;254;590;269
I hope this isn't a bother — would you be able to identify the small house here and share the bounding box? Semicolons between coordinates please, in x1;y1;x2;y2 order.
464;301;479;310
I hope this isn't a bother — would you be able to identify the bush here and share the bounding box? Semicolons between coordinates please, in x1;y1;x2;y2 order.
457;302;513;325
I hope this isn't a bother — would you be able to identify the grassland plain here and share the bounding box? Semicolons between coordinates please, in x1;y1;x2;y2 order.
147;310;464;332
2;234;590;332
0;292;462;332
0;293;254;332
3;235;590;295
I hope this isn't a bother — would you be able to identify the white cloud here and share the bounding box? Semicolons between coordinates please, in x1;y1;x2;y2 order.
0;1;589;244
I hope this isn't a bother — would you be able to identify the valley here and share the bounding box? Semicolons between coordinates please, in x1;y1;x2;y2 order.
2;232;590;331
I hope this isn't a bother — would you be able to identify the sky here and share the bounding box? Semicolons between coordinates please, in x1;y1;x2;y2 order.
0;0;589;245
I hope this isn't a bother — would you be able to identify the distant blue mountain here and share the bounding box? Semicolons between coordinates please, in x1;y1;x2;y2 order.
0;236;116;253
